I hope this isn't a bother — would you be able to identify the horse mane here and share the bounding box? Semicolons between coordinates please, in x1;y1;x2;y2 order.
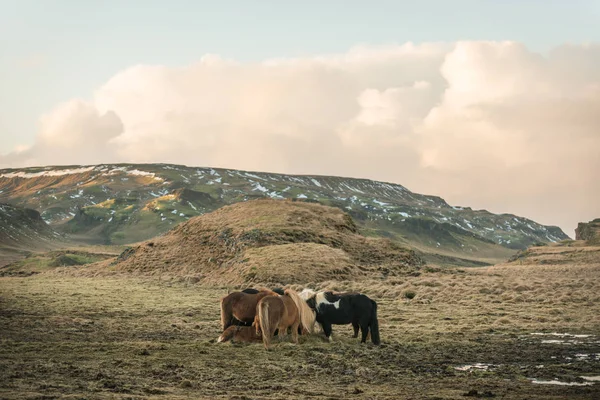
285;289;316;334
299;288;317;301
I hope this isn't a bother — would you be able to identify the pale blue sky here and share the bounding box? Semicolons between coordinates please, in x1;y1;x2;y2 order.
1;0;599;152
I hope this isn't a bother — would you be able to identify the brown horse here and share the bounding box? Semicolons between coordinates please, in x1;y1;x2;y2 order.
220;289;278;331
217;326;263;343
253;289;315;349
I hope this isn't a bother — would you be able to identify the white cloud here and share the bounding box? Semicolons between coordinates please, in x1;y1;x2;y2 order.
1;41;599;236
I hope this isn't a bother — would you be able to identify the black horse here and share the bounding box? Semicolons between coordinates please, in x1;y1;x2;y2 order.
242;288;285;295
305;291;380;345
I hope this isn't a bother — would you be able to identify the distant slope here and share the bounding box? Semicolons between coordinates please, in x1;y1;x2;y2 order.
0;203;65;266
575;218;600;245
0;164;568;265
505;241;600;268
91;199;423;284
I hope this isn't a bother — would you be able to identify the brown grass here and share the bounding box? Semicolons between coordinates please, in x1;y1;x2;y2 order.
75;199;422;284
2;258;599;399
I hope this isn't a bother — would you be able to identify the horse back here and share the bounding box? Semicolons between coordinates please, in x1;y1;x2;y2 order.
315;292;374;324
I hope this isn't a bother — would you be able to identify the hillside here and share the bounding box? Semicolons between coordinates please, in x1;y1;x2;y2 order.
0;164;568;265
0;203;65;266
575;218;600;245
95;199;422;284
506;218;600;268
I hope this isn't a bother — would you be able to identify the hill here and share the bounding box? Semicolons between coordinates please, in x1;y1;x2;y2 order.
0;164;568;265
96;199;423;284
575;218;600;245
506;217;600;268
0;203;65;266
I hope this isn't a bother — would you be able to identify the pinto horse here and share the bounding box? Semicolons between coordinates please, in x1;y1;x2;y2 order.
253;289;315;349
304;290;380;345
220;289;278;331
217;326;263;343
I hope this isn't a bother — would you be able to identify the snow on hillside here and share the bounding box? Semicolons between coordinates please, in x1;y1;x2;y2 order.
0;164;568;250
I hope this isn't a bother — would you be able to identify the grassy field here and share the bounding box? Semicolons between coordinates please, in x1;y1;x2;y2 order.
1;260;599;399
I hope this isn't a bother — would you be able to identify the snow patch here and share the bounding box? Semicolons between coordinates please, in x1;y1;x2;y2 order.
531;379;592;386
1;166;94;179
310;178;322;187
253;183;269;193
454;363;493;372
245;172;266;181
127;169;163;181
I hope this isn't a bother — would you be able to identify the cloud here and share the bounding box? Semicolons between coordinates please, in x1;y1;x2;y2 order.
2;100;123;166
2;41;599;236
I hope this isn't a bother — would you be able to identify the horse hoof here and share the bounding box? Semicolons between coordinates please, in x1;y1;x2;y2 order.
328;336;333;343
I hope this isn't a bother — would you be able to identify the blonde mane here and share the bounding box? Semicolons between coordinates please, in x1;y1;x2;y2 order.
285;288;316;334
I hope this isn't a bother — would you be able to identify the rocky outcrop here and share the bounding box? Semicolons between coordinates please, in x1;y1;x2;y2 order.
575;218;600;244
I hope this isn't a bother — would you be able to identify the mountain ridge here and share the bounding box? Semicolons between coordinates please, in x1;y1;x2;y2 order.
0;163;568;265
0;203;65;266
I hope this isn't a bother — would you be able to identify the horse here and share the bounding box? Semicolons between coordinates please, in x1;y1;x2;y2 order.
244;287;313;335
253;289;315;349
220;289;279;331
304;290;380;345
242;287;285;295
217;325;263;344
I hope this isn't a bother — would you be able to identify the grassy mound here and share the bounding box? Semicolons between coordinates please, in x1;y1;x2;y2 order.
1;250;115;276
507;239;600;266
96;199;422;284
220;243;355;285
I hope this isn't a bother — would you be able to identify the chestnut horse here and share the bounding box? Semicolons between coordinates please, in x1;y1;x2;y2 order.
253;289;315;349
217;326;262;344
220;289;278;331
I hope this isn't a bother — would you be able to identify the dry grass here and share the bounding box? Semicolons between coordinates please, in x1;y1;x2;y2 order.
1;260;599;399
219;243;355;285
79;199;422;284
2;211;599;398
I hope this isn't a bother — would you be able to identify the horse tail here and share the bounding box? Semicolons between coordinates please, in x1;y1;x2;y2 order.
258;300;271;349
285;289;315;334
369;300;380;345
220;295;233;331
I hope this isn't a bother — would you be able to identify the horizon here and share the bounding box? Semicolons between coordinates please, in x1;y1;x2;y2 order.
1;1;599;238
0;161;579;236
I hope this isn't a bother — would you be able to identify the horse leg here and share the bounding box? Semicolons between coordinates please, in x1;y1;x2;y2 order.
352;321;359;338
277;322;287;342
220;298;234;331
359;319;369;343
322;322;333;342
291;321;300;344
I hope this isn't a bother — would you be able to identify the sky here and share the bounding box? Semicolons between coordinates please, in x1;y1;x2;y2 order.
1;0;599;236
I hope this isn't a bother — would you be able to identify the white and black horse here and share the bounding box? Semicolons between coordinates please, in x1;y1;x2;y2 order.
302;290;380;345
